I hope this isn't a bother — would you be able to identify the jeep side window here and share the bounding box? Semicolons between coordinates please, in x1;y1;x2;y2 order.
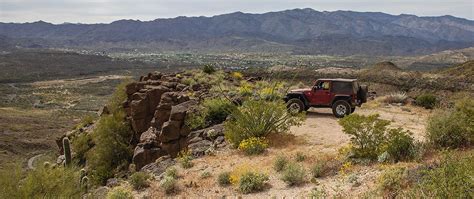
316;81;330;90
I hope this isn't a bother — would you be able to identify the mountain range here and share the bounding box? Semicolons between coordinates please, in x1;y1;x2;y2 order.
1;8;474;56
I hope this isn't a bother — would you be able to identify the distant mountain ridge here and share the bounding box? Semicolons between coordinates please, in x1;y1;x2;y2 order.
1;8;474;55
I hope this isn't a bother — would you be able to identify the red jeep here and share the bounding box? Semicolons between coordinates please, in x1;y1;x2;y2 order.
284;79;368;118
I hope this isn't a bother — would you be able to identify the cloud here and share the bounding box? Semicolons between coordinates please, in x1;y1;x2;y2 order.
0;0;472;24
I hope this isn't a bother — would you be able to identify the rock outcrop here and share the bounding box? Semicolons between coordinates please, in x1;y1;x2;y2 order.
125;72;202;169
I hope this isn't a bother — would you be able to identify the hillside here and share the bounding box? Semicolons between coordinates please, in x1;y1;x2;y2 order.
0;50;153;83
1;9;474;56
439;60;474;82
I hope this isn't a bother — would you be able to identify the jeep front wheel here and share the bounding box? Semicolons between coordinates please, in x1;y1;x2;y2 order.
287;98;305;114
332;100;351;118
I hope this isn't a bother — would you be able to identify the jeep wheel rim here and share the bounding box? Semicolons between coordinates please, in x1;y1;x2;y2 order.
289;103;300;113
336;104;347;115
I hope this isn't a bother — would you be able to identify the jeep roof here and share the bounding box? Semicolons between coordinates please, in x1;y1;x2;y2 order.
315;78;357;82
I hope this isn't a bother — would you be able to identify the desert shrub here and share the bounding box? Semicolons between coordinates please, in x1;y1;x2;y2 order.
0;165;82;198
415;93;437;109
385;128;416;162
185;98;235;130
413;151;473;198
86;81;133;185
202;98;235;124
281;162;306;186
217;171;231;186
427;99;473;148
238;137;268;155
87;110;132;185
239;171;269;194
107;185;133;199
185;110;207;130
231;71;243;80
200;171;211;179
339;114;415;161
273;155;288;172
72;133;92;164
238;81;254;97
177;150;194;169
338;114;390;159
129;172;150;190
311;162;324;178
383;92;408;104
225;100;304;147
309;187;328;198
378;167;409;198
164;167;178;179
75;114;96;129
160;176;177;194
295;152;306;162
202;64;216;74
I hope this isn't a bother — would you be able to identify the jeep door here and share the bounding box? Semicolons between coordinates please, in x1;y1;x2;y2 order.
308;80;332;106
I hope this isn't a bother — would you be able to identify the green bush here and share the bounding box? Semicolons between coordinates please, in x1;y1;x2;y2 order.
202;98;235;124
200;171;211;179
238;137;268;155
202;64;216;74
239;171;269;194
339;114;415;161
160;176;177;194
164;167;178;179
273;155;288;172
107;185;133;199
129;172;150;190
185;98;235;130
0;165;82;198
415;93;437;109
177;150;194;169
413;151;473;198
310;158;342;178
217;171;231;186
338;114;390;159
281;162;306;186
426;98;473;148
86;81;133;185
311;162;323;178
295;152;306;162
225;100;304;147
72;133;92;164
385;128;416;162
378;167;409;198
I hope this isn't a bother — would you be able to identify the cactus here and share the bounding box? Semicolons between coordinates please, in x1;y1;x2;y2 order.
80;176;89;191
63;137;72;166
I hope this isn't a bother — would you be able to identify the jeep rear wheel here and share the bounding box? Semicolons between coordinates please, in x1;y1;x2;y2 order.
332;100;351;118
287;98;305;114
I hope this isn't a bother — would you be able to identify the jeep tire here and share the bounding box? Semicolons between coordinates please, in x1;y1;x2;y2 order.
332;100;351;118
287;98;305;114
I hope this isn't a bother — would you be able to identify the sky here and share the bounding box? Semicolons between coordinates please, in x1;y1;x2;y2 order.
1;0;473;24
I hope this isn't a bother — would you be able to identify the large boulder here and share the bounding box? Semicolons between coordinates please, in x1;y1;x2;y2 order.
170;100;197;121
132;145;165;170
159;121;182;142
161;140;181;157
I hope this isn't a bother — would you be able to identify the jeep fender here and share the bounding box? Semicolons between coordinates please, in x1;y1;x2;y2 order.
285;93;310;108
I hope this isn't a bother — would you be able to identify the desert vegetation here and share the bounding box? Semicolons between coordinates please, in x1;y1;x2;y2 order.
1;61;473;198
